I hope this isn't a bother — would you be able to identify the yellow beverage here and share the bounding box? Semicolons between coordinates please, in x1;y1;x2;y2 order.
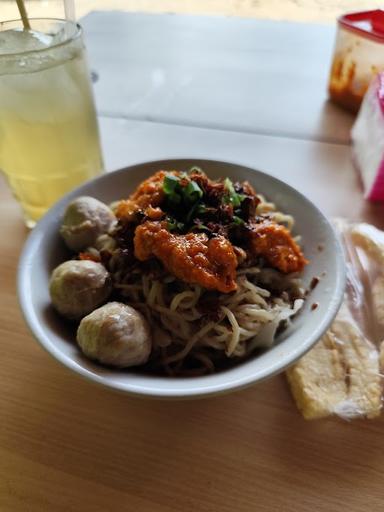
0;19;104;227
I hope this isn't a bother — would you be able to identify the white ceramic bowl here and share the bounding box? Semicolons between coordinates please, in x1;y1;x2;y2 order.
18;159;345;399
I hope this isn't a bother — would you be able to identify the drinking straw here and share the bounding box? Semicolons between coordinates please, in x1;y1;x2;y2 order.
15;0;31;30
64;0;76;21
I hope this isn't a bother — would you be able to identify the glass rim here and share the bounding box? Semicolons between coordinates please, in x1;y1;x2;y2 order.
0;18;82;58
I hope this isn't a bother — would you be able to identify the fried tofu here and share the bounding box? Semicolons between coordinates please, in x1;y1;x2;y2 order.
350;223;384;266
351;222;384;332
287;303;382;420
287;221;384;420
372;275;384;330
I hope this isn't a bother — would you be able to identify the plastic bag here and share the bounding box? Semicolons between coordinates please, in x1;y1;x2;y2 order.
287;219;384;420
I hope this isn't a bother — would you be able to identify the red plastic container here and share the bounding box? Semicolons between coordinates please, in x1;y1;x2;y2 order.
329;10;384;113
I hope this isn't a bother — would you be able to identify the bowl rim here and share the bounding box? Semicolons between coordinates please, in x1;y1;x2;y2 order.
17;158;346;399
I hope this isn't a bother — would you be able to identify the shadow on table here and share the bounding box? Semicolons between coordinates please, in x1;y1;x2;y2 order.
314;99;354;144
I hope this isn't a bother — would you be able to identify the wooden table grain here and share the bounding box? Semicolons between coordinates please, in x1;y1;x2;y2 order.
2;12;384;512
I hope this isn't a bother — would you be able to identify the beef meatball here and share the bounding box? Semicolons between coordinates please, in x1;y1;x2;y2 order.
76;302;152;367
49;260;112;320
60;196;116;252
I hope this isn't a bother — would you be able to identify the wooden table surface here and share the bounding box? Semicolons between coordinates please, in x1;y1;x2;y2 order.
2;12;384;512
83;11;355;144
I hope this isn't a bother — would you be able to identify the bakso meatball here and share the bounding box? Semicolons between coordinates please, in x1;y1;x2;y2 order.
60;196;116;252
76;302;152;368
49;260;112;320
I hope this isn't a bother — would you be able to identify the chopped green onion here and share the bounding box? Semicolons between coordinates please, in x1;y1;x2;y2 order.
163;174;183;205
184;181;203;203
188;166;203;174
196;204;207;214
189;222;210;233
233;216;245;225
223;177;234;193
167;218;185;232
223;177;245;207
186;201;207;222
163;174;180;194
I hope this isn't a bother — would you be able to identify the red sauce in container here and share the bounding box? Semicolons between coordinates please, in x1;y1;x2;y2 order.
328;10;384;113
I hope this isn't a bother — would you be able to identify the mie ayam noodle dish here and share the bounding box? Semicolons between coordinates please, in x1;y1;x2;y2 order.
49;168;308;376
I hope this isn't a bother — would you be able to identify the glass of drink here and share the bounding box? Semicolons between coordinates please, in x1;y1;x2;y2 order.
0;18;104;227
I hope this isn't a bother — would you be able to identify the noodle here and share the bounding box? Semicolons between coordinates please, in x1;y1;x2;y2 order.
163;321;217;365
221;306;240;356
256;194;294;230
170;289;200;310
115;267;303;375
104;173;306;375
